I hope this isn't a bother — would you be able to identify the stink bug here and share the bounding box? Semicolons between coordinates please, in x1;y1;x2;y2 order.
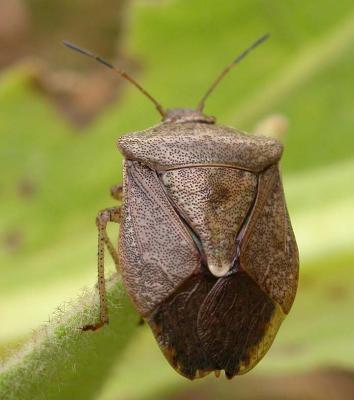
64;34;299;380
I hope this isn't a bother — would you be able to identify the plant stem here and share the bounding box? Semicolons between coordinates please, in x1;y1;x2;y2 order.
0;276;139;400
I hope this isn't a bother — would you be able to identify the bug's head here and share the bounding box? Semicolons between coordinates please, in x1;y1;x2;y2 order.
162;108;215;124
63;34;269;122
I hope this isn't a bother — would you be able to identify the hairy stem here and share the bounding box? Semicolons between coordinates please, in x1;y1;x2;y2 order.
0;276;139;400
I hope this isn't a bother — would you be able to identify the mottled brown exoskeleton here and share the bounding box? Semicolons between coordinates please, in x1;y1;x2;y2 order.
64;34;299;380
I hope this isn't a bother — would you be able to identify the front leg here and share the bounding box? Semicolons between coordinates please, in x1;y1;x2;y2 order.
110;183;123;201
100;182;123;272
99;206;121;273
82;206;121;331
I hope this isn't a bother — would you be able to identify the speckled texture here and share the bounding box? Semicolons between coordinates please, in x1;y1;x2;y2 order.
240;165;299;314
161;167;257;277
118;122;283;173
119;161;200;316
117;114;298;379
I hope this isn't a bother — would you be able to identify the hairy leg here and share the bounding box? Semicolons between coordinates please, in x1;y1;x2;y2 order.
110;183;123;201
82;183;123;331
83;206;122;331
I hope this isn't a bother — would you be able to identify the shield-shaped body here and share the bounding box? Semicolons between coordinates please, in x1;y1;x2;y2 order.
118;113;299;380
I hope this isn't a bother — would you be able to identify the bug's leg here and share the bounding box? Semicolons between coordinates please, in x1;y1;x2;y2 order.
110;183;123;201
105;183;123;272
82;206;121;331
100;206;121;273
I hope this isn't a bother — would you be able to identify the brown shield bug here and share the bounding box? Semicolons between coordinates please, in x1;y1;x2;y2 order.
64;34;299;380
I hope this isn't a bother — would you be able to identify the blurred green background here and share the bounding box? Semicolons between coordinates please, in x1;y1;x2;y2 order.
0;0;354;399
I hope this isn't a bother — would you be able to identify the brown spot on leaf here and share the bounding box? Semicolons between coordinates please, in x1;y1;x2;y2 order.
17;178;37;199
0;0;132;126
326;284;349;302
2;229;24;253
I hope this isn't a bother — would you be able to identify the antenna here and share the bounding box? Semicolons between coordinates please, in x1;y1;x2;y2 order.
197;33;270;112
63;40;165;117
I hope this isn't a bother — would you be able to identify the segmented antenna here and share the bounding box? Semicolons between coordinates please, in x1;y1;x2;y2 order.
197;33;270;111
63;40;165;117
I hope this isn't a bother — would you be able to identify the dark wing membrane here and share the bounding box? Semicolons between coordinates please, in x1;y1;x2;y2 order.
147;273;217;380
197;272;285;378
148;271;285;380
